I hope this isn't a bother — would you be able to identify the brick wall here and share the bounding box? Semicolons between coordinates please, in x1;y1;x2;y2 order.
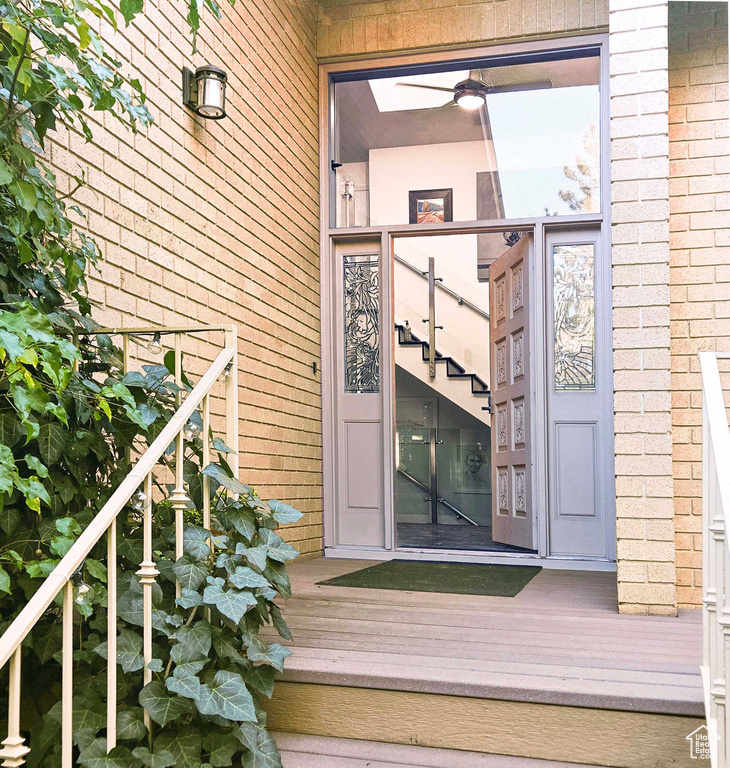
668;1;730;609
58;0;323;556
316;0;608;59
609;0;676;615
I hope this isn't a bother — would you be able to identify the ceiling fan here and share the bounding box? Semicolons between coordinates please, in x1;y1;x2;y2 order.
396;76;553;110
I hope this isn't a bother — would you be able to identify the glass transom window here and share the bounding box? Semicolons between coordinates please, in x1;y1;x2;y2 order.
331;47;601;228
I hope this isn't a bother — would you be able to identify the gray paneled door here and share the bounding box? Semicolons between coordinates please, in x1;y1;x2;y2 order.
489;235;534;551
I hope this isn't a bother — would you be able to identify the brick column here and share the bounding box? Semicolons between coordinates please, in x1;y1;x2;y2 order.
610;0;677;615
668;2;730;610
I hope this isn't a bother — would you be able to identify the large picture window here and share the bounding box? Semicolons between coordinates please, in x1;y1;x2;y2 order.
331;47;601;228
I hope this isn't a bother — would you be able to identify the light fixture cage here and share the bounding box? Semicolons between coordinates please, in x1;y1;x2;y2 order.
183;64;228;120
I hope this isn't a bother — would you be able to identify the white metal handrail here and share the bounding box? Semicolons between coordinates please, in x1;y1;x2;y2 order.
0;325;238;766
700;350;730;766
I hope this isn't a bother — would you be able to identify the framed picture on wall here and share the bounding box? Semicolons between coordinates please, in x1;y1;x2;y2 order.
455;442;491;495
409;188;453;225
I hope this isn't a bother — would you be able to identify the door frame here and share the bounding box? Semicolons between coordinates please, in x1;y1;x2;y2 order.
320;34;615;570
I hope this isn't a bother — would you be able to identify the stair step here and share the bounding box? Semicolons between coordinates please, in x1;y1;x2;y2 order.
275;733;603;768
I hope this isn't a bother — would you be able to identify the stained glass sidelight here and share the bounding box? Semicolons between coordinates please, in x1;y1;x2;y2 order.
553;244;595;391
344;254;380;393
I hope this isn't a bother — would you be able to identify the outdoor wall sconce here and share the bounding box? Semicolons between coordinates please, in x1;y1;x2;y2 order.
182;65;227;119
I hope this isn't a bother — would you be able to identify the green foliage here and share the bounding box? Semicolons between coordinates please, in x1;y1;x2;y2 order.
0;0;297;765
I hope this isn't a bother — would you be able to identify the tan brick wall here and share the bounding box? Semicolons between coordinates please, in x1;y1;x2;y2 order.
57;0;323;556
668;1;729;609
316;0;608;59
609;0;677;615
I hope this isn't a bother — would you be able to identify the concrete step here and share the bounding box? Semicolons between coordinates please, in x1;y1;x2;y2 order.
275;733;604;768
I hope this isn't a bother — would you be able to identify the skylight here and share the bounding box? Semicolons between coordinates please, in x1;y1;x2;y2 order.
368;71;470;112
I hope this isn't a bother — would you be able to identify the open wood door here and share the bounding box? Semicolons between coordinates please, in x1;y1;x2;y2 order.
489;234;534;550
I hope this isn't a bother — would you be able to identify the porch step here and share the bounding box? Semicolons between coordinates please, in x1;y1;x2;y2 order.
275;733;604;768
265;559;705;768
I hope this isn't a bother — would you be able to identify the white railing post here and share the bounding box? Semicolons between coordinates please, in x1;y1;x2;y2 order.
170;333;189;598
136;472;158;731
0;648;29;767
107;517;117;750
62;581;73;768
225;327;239;481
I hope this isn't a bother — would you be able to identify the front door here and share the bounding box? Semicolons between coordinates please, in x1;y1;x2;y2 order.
489;235;534;550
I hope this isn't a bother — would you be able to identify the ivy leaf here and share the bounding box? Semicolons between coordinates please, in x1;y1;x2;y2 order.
259;529;299;563
153;730;202;768
172;555;208;591
237;543;268;573
77;738;141;768
268;500;303;525
269;604;292;641
242;665;277;698
166;673;201;700
203;577;257;623
175;622;212;658
218;504;256;540
116;708;147;742
203;731;239;767
202;463;252;497
114;629;145;672
194;670;257;722
30;621;62;663
229;566;270;590
244;639;291;672
176;588;205;609
212;437;232;454
235;723;282;768
183;526;211;561
131;748;175;768
139;681;194;727
72;695;107;735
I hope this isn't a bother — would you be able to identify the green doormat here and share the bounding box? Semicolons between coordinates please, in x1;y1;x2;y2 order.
317;560;542;597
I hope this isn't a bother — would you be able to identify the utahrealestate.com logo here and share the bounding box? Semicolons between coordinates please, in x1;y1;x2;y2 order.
686;725;710;760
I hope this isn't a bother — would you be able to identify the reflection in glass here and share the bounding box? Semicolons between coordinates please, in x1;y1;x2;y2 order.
344;254;379;393
333;49;601;227
553;244;595;391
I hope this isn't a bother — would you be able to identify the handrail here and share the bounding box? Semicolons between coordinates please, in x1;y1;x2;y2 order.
397;466;480;527
394;253;490;322
0;325;238;764
699;350;730;766
0;344;234;669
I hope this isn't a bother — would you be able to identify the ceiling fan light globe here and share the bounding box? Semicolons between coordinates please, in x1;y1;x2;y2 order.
455;92;485;110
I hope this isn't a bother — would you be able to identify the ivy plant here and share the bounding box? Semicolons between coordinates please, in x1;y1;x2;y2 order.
0;0;302;765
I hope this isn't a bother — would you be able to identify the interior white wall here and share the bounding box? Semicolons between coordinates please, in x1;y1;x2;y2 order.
369;140;493;225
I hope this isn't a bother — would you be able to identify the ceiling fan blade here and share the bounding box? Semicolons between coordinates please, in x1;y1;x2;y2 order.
396;82;456;93
485;80;553;94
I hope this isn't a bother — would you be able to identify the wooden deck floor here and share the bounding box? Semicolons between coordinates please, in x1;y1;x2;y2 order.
269;557;703;716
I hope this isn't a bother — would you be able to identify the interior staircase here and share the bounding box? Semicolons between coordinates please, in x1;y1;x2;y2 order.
395;323;491;404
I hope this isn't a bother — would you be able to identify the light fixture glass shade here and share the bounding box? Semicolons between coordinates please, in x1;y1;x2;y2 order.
455;92;485;110
196;65;227;119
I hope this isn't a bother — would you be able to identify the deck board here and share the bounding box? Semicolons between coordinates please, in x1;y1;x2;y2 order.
269;558;703;716
275;733;604;767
